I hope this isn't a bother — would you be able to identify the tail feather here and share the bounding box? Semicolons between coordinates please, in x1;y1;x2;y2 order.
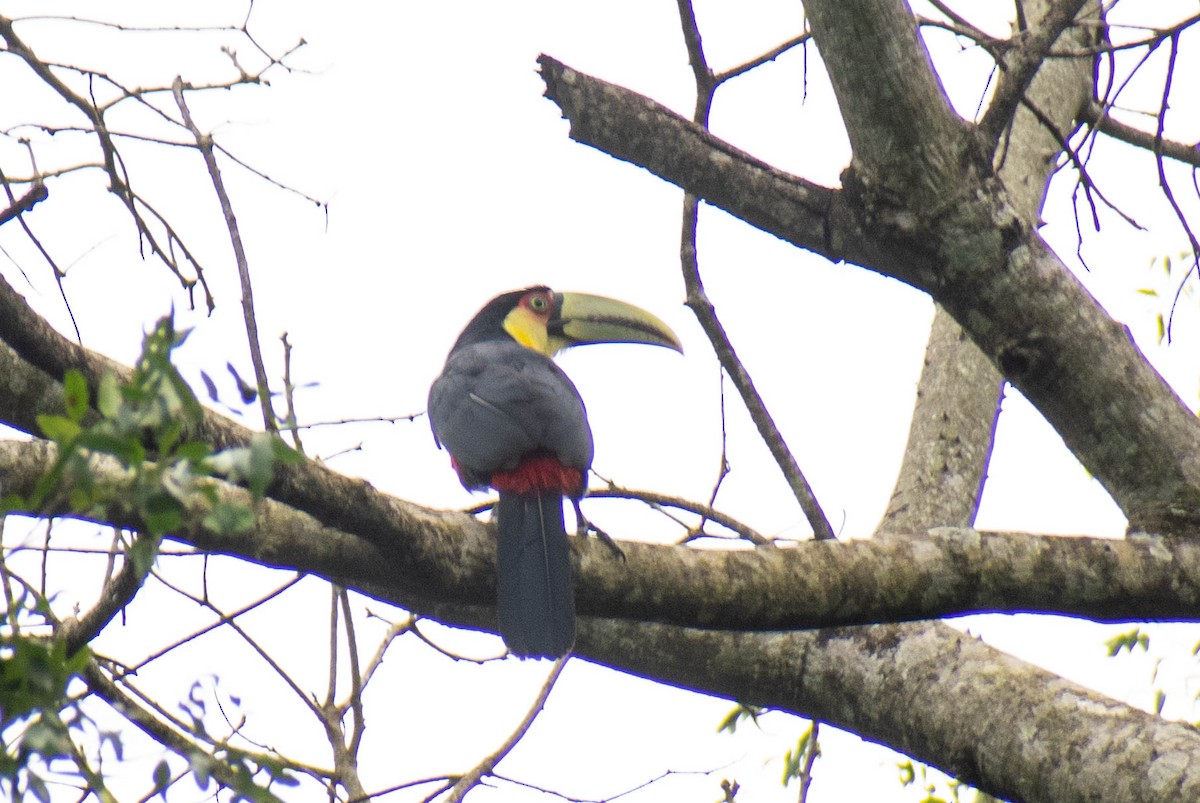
495;491;575;658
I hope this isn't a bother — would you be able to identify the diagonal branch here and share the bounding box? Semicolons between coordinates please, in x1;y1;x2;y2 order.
1081;100;1200;168
172;79;277;432
0;174;48;227
674;0;834;540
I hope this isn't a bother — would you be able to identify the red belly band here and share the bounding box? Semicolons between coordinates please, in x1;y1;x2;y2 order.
491;454;584;497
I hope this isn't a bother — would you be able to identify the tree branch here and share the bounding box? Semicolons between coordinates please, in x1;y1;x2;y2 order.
538;54;1200;533
979;0;1092;142
578;618;1200;803
802;0;978;205
0;175;48;227
6;438;1200;633
172;78;277;432
1082;100;1200;168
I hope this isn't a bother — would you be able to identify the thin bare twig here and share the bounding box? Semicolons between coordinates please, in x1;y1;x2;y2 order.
279;332;305;452
443;656;567;803
0;16;216;309
172;77;276;432
0;159;81;341
1151;33;1200;341
85;659;332;788
674;0;835;541
714;32;812;84
60;532;161;656
587;483;768;545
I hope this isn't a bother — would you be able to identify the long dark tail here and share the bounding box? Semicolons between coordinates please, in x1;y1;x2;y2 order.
495;491;575;658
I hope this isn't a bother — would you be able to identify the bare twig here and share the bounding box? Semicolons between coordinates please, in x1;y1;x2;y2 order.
1019;96;1145;231
279;332;305;452
443;656;567;803
587;483;768;545
1151;33;1200;340
714;32;812;84
797;721;820;803
85;659;331;788
0;159;81;341
172;77;276;432
352;614;413;696
0;16;215;309
674;0;835;541
126;573;303;673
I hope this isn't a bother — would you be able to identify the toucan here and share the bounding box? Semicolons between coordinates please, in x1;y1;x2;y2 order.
428;287;682;658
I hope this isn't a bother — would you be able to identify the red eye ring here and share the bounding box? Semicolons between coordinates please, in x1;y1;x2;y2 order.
525;292;551;314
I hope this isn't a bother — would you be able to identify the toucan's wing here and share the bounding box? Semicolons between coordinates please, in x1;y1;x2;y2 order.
428;340;593;482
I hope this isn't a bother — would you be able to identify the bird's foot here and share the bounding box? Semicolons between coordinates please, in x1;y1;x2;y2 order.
571;500;626;562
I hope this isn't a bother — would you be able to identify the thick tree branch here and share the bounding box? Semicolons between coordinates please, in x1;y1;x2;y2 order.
7;433;1200;803
0;269;483;601
803;0;979;206
579;619;1200;803
5;438;1200;633
881;310;1001;532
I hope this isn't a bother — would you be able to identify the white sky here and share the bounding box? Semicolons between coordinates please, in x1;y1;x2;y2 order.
2;1;1200;800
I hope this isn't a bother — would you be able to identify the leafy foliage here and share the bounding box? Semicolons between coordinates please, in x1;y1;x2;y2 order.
0;592;96;801
1;312;302;802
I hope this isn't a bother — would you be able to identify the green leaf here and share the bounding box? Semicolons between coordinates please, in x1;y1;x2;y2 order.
68;486;93;512
63;370;90;423
78;429;146;467
269;437;303;466
174;441;212;464
36;415;81;444
97;372;122;419
1105;628;1149;656
246;433;278;497
717;703;761;734
144;506;183;537
203;501;256;535
152;759;172;794
127;535;162;576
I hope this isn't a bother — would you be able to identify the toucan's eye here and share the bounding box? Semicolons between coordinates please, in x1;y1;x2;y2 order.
527;293;550;313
